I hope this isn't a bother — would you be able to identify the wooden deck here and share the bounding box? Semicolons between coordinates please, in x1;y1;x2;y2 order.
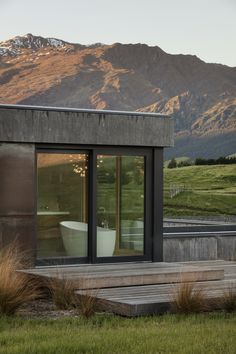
23;260;236;316
79;261;236;316
24;261;224;289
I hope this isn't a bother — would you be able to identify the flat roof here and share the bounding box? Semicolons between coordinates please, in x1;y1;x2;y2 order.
0;104;174;147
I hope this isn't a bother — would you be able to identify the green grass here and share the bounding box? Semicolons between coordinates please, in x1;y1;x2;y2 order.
164;164;236;217
0;313;235;354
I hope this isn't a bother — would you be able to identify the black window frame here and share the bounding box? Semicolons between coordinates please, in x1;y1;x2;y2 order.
35;144;157;265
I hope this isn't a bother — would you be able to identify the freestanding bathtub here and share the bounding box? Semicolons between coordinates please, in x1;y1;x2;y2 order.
60;221;116;257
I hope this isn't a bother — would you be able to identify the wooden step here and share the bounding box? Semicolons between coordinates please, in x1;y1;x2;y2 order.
22;260;236;316
23;262;224;289
70;267;223;289
77;279;236;316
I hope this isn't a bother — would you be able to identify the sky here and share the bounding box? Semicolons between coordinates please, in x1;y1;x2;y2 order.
0;0;235;67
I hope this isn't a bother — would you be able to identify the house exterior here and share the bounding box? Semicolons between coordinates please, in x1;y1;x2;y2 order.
0;104;174;265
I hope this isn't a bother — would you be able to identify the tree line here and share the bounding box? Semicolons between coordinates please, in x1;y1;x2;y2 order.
167;156;236;169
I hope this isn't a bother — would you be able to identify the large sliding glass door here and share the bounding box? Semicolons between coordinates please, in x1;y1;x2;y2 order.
36;148;151;264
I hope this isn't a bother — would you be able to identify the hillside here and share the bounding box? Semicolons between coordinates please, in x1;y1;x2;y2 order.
0;33;236;158
164;164;236;217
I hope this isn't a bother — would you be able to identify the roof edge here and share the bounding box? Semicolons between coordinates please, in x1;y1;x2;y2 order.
0;103;170;118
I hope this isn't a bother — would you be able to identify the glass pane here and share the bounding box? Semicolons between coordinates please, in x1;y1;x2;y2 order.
37;153;88;258
97;155;145;257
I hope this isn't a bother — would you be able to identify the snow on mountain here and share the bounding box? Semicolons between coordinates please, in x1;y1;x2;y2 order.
0;33;72;57
47;38;64;47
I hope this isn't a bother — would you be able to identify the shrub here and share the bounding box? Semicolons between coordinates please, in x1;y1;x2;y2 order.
168;158;177;169
171;281;207;314
0;243;41;315
177;160;192;168
195;156;236;166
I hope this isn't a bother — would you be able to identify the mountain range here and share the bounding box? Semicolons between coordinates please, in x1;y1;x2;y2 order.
0;33;235;159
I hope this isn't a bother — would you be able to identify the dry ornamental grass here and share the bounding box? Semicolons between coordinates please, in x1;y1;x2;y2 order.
0;244;42;315
171;281;207;314
48;272;98;318
219;283;236;312
48;274;78;310
76;290;98;318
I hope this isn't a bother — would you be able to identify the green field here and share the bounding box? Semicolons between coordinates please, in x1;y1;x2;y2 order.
164;164;236;217
0;313;235;354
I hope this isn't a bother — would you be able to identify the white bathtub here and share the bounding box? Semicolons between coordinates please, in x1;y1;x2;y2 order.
60;221;116;257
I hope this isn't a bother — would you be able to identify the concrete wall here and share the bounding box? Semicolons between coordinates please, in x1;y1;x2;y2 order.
163;234;236;262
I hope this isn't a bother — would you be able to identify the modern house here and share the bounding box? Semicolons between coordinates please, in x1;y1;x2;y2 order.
0;104;174;265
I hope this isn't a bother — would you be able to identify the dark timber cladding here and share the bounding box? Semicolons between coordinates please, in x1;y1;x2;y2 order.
0;104;174;264
0;104;173;146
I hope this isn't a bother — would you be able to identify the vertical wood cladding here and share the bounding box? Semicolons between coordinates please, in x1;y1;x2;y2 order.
0;143;35;252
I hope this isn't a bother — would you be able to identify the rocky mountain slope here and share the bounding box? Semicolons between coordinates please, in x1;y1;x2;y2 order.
0;33;235;158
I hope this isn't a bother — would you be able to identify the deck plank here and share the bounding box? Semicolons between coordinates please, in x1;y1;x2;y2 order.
22;262;225;289
22;260;236;316
77;278;236;316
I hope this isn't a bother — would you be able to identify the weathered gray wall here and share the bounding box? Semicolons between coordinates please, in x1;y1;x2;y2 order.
217;236;236;260
163;234;236;262
0;106;174;147
0;143;35;253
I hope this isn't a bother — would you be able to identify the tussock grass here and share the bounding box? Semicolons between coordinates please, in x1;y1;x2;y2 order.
48;273;98;318
48;275;77;310
0;243;41;315
76;289;98;318
220;283;236;312
171;281;207;314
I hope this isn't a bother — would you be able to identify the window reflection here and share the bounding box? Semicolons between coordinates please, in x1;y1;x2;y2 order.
97;155;145;257
37;153;88;258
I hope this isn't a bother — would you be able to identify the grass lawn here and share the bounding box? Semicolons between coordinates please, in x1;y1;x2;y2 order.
0;313;235;354
164;164;236;217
